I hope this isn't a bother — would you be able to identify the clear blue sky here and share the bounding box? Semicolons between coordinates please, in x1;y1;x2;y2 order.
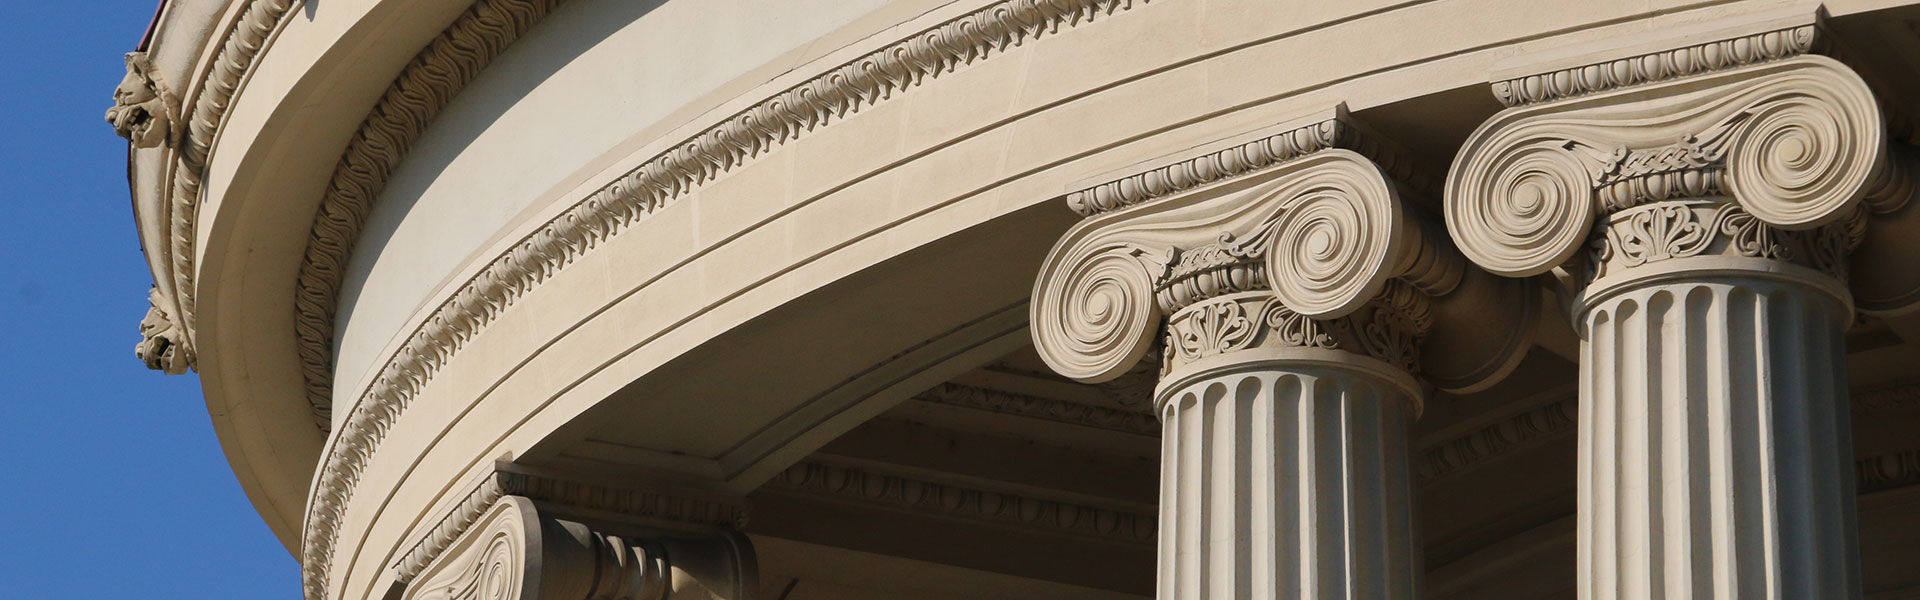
0;2;301;597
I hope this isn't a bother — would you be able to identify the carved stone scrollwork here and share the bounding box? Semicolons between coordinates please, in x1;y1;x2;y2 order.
402;495;754;600
1448;55;1891;281
403;496;666;600
105;52;179;149
1036;142;1531;394
136;287;193;375
1445;18;1913;598
1040;111;1537;600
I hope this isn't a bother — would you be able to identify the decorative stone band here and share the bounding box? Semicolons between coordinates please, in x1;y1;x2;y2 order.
1064;106;1436;217
1419;394;1577;484
1491;21;1821;107
911;382;1161;436
301;3;1153;599
1448;55;1894;280
1160;286;1430;386
1033;147;1533;394
395;468;748;586
765;460;1157;545
295;0;566;431
1859;450;1920;495
1572;198;1860;312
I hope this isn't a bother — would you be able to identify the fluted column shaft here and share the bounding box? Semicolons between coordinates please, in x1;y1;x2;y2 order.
1158;362;1420;600
1153;290;1425;600
1573;200;1862;599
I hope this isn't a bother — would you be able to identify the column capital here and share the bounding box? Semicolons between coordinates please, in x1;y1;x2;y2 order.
1447;53;1892;276
1034;110;1536;395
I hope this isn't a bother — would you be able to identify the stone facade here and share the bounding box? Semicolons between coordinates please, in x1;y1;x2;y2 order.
118;1;1920;598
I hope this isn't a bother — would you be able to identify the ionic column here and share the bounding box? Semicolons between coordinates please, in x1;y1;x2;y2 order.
1447;21;1918;598
1035;114;1536;599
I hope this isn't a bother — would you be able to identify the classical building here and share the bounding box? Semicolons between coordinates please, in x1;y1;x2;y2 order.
114;0;1920;598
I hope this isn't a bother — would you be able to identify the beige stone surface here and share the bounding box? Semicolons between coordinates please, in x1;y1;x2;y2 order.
116;0;1920;599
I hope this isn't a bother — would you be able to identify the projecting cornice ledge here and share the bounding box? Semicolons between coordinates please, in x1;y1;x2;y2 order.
1447;9;1920;317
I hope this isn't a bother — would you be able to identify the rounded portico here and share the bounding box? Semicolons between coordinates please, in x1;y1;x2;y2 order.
115;0;1920;598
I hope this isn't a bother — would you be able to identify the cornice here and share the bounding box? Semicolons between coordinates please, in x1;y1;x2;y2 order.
911;382;1160;436
393;468;747;586
295;0;564;432
1858;381;1920;411
301;2;1150;599
1419;395;1578;484
1490;17;1823;107
764;460;1156;545
1860;450;1920;495
301;2;566;597
131;0;301;374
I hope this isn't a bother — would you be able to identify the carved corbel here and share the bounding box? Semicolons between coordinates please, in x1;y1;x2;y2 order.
1447;23;1920;316
105;52;180;149
1033;111;1536;397
136;287;193;375
401;495;755;600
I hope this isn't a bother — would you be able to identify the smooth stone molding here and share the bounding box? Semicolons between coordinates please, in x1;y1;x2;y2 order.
1578;277;1860;599
302;3;1152;599
1447;55;1889;279
1152;350;1421;600
401;495;756;600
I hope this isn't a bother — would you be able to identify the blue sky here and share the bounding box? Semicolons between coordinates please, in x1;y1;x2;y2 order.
0;2;301;597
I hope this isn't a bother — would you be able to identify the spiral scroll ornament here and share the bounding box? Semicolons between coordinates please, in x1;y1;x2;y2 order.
1447;139;1597;277
1262;164;1406;318
477;532;523;600
1033;243;1163;383
1726;94;1882;229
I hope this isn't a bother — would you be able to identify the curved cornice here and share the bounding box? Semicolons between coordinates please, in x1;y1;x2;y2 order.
1490;20;1822;107
295;0;564;431
139;0;300;373
298;2;1151;599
